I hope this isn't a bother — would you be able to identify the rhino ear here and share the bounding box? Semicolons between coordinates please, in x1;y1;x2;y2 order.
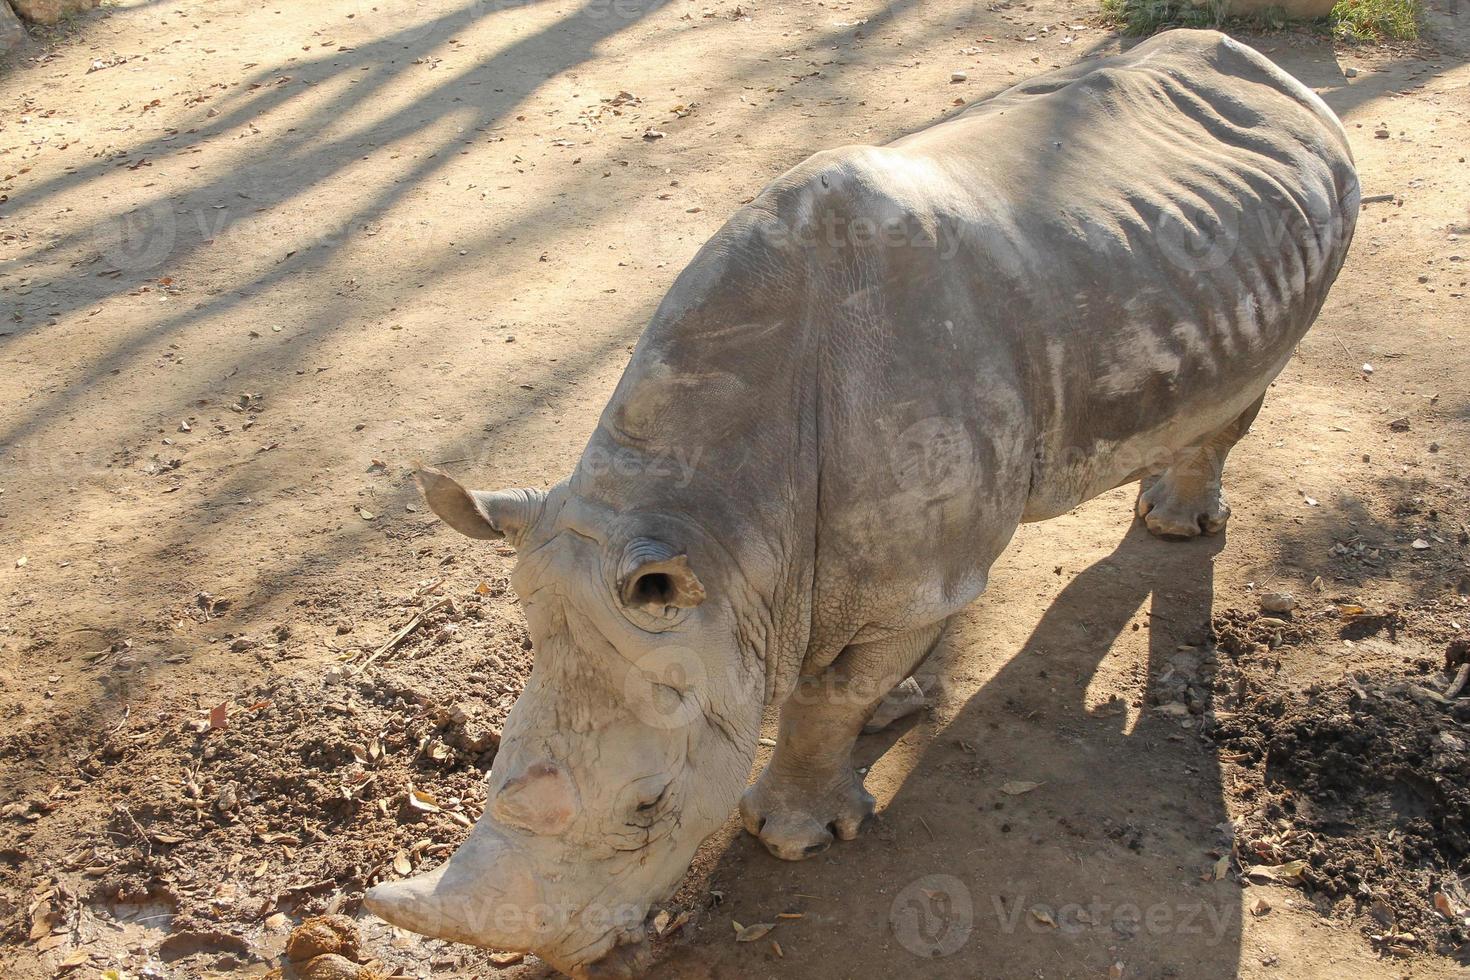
414;464;546;547
617;538;706;615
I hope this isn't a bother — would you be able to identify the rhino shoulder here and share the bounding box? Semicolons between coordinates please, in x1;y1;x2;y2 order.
751;144;959;260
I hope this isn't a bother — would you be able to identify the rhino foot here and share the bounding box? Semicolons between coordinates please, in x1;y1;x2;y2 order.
739;769;875;861
1136;472;1230;539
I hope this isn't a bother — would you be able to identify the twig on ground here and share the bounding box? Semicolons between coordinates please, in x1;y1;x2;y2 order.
1445;663;1470;700
349;596;454;676
115;803;152;857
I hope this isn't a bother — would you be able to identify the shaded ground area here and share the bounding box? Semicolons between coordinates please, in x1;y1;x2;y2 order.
1;0;1468;977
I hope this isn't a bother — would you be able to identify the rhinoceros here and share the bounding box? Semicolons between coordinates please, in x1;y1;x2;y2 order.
366;28;1358;977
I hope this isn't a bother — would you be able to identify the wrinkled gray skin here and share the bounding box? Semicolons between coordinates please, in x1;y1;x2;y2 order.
366;30;1358;977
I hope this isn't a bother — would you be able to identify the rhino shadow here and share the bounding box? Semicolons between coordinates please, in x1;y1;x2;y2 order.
659;512;1242;980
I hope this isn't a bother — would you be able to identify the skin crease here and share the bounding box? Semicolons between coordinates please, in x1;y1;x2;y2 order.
365;30;1359;978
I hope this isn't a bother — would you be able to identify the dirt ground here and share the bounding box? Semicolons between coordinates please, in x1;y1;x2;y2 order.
2;0;1469;977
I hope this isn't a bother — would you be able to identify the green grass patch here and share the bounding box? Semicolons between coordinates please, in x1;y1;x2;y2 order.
1099;0;1294;36
1330;0;1419;40
1100;0;1420;40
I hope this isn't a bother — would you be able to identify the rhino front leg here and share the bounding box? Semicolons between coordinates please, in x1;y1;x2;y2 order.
1137;392;1265;539
741;623;944;861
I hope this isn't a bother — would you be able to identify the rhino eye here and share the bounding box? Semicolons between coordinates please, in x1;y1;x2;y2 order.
635;782;670;813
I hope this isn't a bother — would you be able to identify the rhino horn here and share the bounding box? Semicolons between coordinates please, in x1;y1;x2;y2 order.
364;821;543;950
414;464;546;546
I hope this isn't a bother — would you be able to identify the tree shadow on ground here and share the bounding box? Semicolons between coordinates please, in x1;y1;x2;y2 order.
664;518;1242;979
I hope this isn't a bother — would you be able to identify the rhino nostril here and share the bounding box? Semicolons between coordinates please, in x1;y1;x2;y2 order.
803;840;830;856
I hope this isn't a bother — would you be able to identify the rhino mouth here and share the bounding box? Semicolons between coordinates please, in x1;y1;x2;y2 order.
575;928;655;979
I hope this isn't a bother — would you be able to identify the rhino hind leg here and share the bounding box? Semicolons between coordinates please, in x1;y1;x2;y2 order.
861;676;928;734
1137;393;1266;539
741;624;944;861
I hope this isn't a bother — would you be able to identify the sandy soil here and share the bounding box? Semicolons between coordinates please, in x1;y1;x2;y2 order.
1;0;1468;977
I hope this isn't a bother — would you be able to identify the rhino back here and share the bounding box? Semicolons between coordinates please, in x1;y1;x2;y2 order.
578;30;1358;660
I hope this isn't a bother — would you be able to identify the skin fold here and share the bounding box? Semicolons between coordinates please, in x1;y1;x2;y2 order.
365;29;1359;978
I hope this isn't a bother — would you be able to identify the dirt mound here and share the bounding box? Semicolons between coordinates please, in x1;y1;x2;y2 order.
1211;643;1470;959
1;583;534;973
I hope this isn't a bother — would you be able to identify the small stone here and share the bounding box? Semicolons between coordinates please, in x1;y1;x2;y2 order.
9;0;100;27
1345;66;1359;78
951;71;968;82
1259;592;1296;614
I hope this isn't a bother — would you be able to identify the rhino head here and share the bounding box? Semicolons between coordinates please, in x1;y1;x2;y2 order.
365;465;767;977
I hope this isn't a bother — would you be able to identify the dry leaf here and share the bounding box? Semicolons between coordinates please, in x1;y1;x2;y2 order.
735;922;776;942
771;939;784;958
208;702;229;731
393;851;412;876
359;509;376;521
489;951;524;966
1433;892;1456;919
28;904;58;941
1000;780;1042;796
1213;855;1230;880
1028;907;1058;928
57;949;89;970
408;788;441;813
1245;860;1306;882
